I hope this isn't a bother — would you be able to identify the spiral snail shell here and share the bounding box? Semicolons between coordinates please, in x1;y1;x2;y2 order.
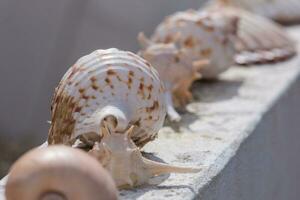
141;9;238;79
138;9;238;121
48;48;166;148
48;48;200;188
206;2;296;65
210;0;300;24
5;145;118;200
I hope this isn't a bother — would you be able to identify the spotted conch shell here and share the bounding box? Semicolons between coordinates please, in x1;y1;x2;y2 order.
210;0;300;24
205;4;296;65
138;9;238;121
48;48;200;188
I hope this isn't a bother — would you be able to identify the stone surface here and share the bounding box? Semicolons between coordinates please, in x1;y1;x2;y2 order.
199;75;300;200
1;26;300;200
118;26;300;200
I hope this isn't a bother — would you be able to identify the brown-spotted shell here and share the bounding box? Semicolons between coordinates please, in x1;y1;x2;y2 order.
149;9;238;79
138;41;203;121
138;9;238;121
47;49;200;188
48;48;166;148
206;2;297;65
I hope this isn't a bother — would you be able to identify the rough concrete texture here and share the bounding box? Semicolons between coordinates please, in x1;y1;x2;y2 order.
1;27;300;200
118;26;300;200
198;67;300;200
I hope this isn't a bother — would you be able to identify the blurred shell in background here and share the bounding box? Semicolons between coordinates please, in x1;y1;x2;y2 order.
149;9;237;79
139;9;238;121
210;0;300;24
205;3;297;65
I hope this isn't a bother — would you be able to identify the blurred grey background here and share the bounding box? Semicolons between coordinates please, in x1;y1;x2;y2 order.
0;0;207;176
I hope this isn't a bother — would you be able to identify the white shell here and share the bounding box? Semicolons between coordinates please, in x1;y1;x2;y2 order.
205;4;296;65
48;48;166;147
138;41;201;121
138;9;238;121
210;0;300;24
150;9;237;79
48;49;199;188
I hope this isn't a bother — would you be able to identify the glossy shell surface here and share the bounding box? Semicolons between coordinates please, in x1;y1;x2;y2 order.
48;48;166;147
5;145;118;200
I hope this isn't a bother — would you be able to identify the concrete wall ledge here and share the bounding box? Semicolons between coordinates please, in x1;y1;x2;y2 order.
119;26;300;200
1;26;300;200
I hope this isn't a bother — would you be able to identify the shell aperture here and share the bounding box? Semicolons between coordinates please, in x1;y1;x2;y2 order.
48;48;166;147
48;48;200;188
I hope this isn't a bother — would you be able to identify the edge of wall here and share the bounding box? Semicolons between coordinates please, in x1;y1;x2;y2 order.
119;26;300;200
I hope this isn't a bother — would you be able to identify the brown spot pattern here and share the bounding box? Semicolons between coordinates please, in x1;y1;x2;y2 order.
90;76;97;82
164;35;174;43
147;84;153;92
145;62;151;68
129;70;134;77
67;65;81;80
79;88;85;94
105;78;111;84
184;36;196;48
200;48;212;57
196;20;203;27
138;83;146;99
107;69;116;76
74;106;82;113
82;94;89;100
146;100;159;113
92;84;99;90
133;133;157;148
139;83;144;91
127;77;132;89
174;55;180;63
48;92;76;144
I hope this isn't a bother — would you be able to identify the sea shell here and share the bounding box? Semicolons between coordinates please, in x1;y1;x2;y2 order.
138;41;205;121
48;48;200;188
138;9;238;121
205;4;296;65
48;48;166;147
148;9;237;79
5;145;118;200
210;0;300;24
